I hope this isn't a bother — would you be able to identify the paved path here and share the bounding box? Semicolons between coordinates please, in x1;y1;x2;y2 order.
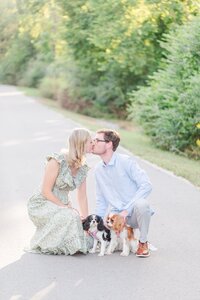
0;85;200;300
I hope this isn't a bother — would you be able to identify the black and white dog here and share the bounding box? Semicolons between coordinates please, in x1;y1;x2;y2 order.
82;214;111;256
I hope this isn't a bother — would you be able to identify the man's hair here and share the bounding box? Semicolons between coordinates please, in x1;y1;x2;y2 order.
97;129;120;151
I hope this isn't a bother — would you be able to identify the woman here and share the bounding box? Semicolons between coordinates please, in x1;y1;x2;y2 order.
27;128;92;255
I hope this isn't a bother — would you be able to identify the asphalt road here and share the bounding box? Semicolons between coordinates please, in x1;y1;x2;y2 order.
0;85;200;300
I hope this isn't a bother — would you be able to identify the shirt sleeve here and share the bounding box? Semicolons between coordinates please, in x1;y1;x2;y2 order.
123;158;152;214
95;171;108;218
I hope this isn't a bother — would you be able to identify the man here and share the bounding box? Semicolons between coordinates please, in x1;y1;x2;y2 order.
92;129;153;257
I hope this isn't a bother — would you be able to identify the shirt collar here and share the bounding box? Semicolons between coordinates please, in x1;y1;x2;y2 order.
101;152;117;167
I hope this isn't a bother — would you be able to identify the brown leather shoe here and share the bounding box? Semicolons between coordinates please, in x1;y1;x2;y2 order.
136;241;150;257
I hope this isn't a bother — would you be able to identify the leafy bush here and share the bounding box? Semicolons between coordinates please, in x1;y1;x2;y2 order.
18;59;47;87
61;0;199;116
129;17;200;159
39;60;79;104
39;77;65;100
0;36;35;84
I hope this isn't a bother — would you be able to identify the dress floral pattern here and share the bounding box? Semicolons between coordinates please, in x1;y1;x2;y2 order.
27;153;89;255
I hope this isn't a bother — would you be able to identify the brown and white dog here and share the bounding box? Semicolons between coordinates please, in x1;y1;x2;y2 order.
106;214;138;256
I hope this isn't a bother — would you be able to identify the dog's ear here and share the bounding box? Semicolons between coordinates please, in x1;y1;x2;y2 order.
82;218;90;231
106;229;111;242
103;228;111;241
112;215;124;232
106;215;110;221
97;217;104;231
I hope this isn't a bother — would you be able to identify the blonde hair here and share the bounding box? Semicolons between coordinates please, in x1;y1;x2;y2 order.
67;128;91;169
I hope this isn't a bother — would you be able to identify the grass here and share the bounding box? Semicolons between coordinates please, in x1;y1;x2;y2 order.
22;87;200;187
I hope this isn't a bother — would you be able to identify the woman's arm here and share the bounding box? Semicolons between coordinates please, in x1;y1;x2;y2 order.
77;179;89;219
41;159;67;207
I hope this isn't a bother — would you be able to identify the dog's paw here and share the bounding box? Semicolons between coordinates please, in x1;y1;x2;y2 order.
98;253;105;257
131;249;136;254
89;249;96;254
120;252;129;256
130;241;138;253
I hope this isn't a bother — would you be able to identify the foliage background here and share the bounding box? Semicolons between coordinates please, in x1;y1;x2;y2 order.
129;17;200;158
0;0;199;159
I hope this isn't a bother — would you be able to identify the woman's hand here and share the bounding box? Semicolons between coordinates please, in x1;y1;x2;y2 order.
66;201;72;208
60;201;72;208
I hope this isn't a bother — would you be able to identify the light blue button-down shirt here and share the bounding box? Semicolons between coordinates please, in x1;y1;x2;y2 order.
95;152;152;217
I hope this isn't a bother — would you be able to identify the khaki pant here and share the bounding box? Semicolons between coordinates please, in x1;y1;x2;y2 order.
126;198;153;243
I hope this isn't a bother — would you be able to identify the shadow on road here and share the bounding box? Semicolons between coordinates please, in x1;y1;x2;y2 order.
0;251;147;300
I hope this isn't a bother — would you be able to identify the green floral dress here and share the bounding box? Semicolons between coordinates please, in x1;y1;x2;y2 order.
27;153;89;255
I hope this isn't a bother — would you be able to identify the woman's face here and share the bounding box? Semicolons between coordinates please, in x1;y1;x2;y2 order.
85;136;93;153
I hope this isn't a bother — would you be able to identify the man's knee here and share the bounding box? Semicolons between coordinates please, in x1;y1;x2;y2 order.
134;199;150;215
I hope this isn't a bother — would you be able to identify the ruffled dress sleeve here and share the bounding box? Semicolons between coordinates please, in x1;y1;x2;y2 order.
46;153;63;164
74;164;90;187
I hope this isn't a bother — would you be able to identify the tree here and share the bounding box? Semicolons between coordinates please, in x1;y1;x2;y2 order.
129;16;200;158
60;0;199;116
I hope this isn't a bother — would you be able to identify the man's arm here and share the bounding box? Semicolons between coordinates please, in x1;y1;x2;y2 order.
123;158;152;214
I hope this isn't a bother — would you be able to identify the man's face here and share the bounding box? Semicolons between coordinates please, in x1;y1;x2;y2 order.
92;133;109;155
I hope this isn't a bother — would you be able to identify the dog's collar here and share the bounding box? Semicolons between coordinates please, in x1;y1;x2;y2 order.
115;231;121;238
88;230;98;240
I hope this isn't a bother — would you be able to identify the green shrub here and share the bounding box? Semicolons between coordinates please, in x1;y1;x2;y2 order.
61;0;199;117
129;17;200;159
0;36;35;84
18;59;47;87
38;60;78;105
39;77;64;100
